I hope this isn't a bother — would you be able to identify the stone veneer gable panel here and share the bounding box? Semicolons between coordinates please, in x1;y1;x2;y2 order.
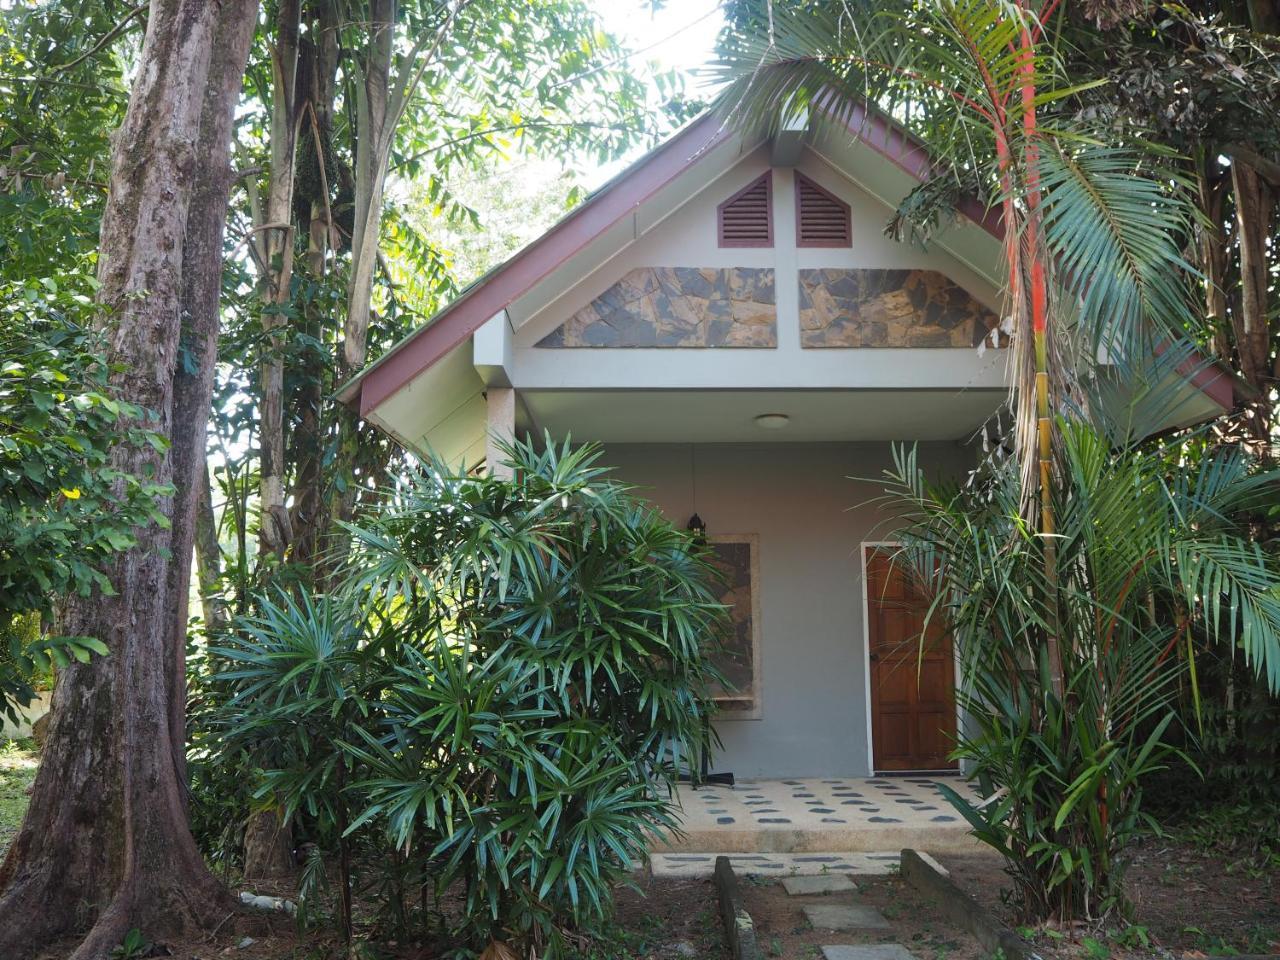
536;267;777;348
798;268;1000;348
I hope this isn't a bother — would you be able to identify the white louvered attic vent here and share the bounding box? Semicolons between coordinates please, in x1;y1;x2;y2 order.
796;173;851;247
717;172;773;247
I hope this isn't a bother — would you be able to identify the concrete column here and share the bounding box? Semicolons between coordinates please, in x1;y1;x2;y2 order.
485;387;516;479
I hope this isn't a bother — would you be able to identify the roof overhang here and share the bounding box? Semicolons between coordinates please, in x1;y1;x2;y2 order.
341;101;1238;445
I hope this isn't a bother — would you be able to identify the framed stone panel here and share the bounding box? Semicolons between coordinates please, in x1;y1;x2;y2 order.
707;534;763;720
535;267;777;348
798;268;1000;348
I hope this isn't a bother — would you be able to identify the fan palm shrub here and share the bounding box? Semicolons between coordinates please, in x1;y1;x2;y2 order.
879;417;1280;922
201;437;728;957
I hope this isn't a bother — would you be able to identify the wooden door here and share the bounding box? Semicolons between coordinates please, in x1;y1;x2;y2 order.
865;546;957;771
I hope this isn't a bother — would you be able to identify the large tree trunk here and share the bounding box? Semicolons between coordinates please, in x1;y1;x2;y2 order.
0;3;258;957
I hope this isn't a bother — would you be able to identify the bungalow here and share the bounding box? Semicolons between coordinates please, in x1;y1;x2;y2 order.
339;109;1234;782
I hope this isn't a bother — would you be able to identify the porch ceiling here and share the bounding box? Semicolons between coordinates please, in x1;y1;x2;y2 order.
521;388;1005;444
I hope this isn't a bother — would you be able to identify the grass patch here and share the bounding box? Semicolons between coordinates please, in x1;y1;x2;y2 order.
0;738;38;853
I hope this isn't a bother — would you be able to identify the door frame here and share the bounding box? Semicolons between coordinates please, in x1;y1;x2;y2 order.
859;540;962;774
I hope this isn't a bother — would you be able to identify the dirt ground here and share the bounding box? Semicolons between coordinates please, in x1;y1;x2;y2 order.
939;839;1280;959
32;874;727;960
740;872;988;960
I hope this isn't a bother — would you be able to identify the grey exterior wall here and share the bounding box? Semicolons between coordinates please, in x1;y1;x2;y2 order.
601;440;971;780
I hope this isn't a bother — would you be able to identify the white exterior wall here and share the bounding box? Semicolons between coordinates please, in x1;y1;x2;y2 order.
602;440;971;780
502;148;1007;394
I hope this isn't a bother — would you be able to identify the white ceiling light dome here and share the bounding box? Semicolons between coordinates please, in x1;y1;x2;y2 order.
753;413;791;430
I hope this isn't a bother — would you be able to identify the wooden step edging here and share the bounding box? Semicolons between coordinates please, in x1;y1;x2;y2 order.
713;856;764;960
899;848;1031;960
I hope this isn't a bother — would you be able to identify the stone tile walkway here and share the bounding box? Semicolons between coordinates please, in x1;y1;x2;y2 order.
658;776;980;854
804;903;893;931
822;946;918;960
782;874;857;895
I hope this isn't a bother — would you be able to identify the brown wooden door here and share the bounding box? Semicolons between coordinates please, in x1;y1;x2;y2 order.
865;546;957;771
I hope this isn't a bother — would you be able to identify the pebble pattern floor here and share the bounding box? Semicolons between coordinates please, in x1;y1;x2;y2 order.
671;776;977;833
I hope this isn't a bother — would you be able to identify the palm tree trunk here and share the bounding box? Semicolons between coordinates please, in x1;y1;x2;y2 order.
1018;15;1065;695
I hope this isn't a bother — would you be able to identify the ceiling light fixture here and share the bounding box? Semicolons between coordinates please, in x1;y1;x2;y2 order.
754;413;790;430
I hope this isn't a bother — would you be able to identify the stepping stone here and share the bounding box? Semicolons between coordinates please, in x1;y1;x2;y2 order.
804;904;892;931
782;874;856;896
821;946;917;960
759;817;791;823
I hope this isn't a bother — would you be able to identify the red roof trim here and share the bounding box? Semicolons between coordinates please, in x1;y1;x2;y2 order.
353;113;730;416
831;99;1004;239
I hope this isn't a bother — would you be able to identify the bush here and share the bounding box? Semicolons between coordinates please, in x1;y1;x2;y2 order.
881;420;1280;923
0;275;170;720
201;438;728;956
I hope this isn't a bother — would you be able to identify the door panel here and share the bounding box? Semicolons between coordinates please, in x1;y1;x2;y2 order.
866;546;957;771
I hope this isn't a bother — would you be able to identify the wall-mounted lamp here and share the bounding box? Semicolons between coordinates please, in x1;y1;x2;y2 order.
686;512;707;545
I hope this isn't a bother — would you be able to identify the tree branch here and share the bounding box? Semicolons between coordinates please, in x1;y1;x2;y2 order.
45;3;148;77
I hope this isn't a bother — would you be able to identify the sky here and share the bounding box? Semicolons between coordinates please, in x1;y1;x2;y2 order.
584;0;727;186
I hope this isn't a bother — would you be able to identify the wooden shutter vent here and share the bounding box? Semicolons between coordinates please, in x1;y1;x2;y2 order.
796;173;851;247
717;172;773;247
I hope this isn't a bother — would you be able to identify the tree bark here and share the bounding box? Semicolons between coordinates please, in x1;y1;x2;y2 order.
0;3;258;957
1230;160;1275;447
289;3;341;574
195;462;229;635
257;0;302;563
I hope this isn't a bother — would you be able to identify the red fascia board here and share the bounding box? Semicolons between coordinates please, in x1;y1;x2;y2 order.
833;99;1003;239
355;113;731;416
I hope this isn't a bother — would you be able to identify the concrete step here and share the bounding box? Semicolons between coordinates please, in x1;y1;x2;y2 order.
650;851;904;878
656;820;978;854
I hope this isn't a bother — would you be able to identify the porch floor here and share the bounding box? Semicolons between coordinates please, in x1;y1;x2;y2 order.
656;776;982;857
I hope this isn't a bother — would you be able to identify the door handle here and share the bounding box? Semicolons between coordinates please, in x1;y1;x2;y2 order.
869;653;880;662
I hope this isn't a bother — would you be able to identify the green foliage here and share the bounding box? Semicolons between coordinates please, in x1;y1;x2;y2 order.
0;273;169;719
205;0;666;615
713;0;1205;358
881;419;1280;922
109;929;150;960
0;738;39;856
199;438;727;956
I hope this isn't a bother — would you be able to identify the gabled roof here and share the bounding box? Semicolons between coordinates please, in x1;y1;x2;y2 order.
340;103;1236;417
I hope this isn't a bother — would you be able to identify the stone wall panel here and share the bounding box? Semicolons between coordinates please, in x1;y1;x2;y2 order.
536;267;777;348
799;268;1000;348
